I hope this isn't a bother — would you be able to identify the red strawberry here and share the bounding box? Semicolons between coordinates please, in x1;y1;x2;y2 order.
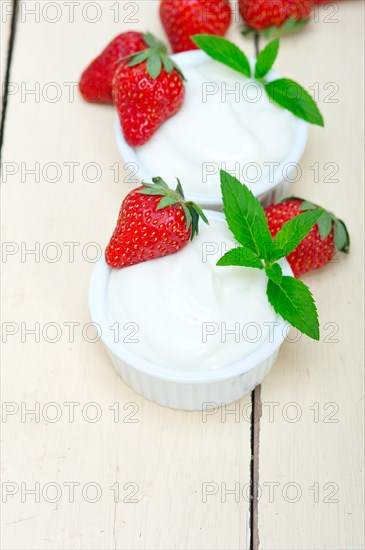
79;32;148;103
113;34;185;146
239;0;312;31
106;178;208;269
265;198;350;277
160;0;232;54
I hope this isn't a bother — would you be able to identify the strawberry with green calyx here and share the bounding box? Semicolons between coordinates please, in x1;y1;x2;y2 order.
265;198;350;278
124;33;185;79
217;170;323;340
105;177;208;269
191;34;324;127
160;0;232;54
79;31;149;104
113;33;186;147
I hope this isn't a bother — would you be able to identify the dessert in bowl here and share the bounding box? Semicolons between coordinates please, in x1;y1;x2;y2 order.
89;210;293;410
89;169;326;410
115;50;308;207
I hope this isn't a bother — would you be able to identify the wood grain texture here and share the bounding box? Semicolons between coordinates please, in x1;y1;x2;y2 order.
1;2;251;549
257;2;365;549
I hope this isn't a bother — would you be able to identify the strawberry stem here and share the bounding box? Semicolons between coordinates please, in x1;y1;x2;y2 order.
254;32;260;57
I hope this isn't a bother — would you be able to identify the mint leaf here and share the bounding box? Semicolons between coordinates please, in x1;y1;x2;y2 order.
220;170;266;255
191;35;251;78
265;263;283;285
265;78;324;126
255;38;279;79
272;210;324;260
254;215;274;261
267;276;319;340
317;212;333;239
217;247;264;269
218;174;321;341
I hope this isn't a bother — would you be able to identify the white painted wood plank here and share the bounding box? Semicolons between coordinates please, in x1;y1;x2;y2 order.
258;2;364;548
1;2;251;549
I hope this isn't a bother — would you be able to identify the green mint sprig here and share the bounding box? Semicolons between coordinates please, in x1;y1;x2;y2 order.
217;170;322;340
254;38;280;79
190;34;251;78
191;35;324;127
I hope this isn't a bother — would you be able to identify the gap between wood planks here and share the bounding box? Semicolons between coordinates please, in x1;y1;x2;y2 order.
250;385;262;550
0;5;264;548
0;0;18;156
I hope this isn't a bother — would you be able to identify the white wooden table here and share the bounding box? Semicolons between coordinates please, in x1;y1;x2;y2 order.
1;1;364;549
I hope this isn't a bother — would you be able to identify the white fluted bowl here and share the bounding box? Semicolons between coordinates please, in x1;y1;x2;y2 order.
114;50;308;208
89;211;293;410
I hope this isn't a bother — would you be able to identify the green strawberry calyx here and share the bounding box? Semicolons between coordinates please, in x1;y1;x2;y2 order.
126;33;185;80
275;197;350;253
217;170;324;341
293;198;350;253
191;34;324;127
138;177;209;240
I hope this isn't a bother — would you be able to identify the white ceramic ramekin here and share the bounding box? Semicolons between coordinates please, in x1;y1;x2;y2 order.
114;50;308;208
89;211;293;410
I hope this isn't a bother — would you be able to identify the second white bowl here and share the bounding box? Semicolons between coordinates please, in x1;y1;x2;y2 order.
114;50;308;208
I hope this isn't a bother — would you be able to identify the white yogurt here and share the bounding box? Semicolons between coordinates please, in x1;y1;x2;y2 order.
134;60;296;197
107;217;277;370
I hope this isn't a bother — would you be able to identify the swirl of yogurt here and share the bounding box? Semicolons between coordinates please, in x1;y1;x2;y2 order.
107;217;277;370
134;59;296;197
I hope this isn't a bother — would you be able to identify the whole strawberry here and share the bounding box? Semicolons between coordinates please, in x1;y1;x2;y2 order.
265;198;349;278
79;32;148;103
106;178;208;269
239;0;312;31
160;0;232;54
113;34;185;146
